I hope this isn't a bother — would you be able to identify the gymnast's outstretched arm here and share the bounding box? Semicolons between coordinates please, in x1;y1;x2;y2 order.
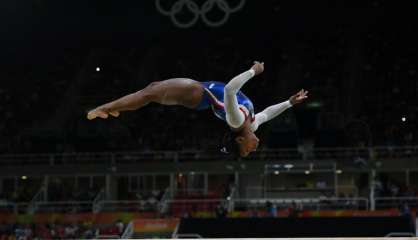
250;89;308;132
224;61;264;128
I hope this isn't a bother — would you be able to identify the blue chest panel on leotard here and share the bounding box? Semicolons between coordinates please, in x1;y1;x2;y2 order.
197;81;255;122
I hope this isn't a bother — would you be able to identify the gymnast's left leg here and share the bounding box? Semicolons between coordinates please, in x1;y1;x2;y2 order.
87;78;205;120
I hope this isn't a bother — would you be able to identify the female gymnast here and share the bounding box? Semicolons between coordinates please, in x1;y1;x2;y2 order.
87;62;308;157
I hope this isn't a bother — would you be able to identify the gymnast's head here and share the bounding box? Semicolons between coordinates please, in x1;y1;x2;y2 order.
222;129;259;157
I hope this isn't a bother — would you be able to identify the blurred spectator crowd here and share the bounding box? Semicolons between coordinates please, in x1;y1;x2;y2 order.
0;220;124;240
374;174;418;198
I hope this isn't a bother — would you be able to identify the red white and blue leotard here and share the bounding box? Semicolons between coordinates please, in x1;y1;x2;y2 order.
196;69;293;132
197;81;255;123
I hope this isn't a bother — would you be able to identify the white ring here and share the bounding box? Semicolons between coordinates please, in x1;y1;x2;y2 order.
171;0;200;29
155;0;246;28
201;0;230;27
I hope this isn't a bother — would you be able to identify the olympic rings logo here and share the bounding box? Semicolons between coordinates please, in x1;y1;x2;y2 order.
156;0;246;28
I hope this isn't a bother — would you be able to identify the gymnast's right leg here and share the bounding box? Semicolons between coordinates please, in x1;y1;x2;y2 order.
87;78;205;120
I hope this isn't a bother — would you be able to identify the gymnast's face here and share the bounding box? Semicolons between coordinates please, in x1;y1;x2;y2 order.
235;131;259;157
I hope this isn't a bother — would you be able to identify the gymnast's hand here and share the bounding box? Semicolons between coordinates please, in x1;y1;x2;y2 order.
289;89;309;105
87;106;119;120
251;61;264;75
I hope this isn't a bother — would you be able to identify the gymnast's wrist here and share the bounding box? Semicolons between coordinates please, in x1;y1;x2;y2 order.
248;69;256;77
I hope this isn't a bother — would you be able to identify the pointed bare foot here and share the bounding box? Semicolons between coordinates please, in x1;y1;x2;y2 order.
87;108;109;120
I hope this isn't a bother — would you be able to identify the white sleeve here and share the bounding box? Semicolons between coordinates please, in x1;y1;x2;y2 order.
250;100;293;132
224;69;255;128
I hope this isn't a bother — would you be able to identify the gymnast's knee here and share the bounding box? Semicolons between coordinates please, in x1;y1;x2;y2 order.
147;81;161;88
140;81;161;102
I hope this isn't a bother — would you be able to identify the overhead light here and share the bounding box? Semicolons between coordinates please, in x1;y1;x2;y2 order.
284;164;294;169
336;170;343;174
21;176;27;180
274;171;280;175
305;170;310;175
178;173;183;177
96;67;101;72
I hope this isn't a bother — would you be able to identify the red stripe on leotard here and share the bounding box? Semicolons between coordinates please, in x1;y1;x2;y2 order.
205;88;253;121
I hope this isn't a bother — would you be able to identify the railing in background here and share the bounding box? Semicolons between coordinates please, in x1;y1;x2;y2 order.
246;186;337;199
226;185;237;212
5;197;418;214
232;197;369;211
159;187;173;215
375;197;418;210
164;197;370;217
0;200;18;214
0;146;417;166
167;198;224;206
35;201;93;213
121;221;134;239
27;186;46;214
175;189;220;197
93;188;106;213
0;202;29;214
100;200;158;212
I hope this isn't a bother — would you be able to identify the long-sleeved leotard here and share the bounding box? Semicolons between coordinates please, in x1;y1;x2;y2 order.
196;69;293;131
